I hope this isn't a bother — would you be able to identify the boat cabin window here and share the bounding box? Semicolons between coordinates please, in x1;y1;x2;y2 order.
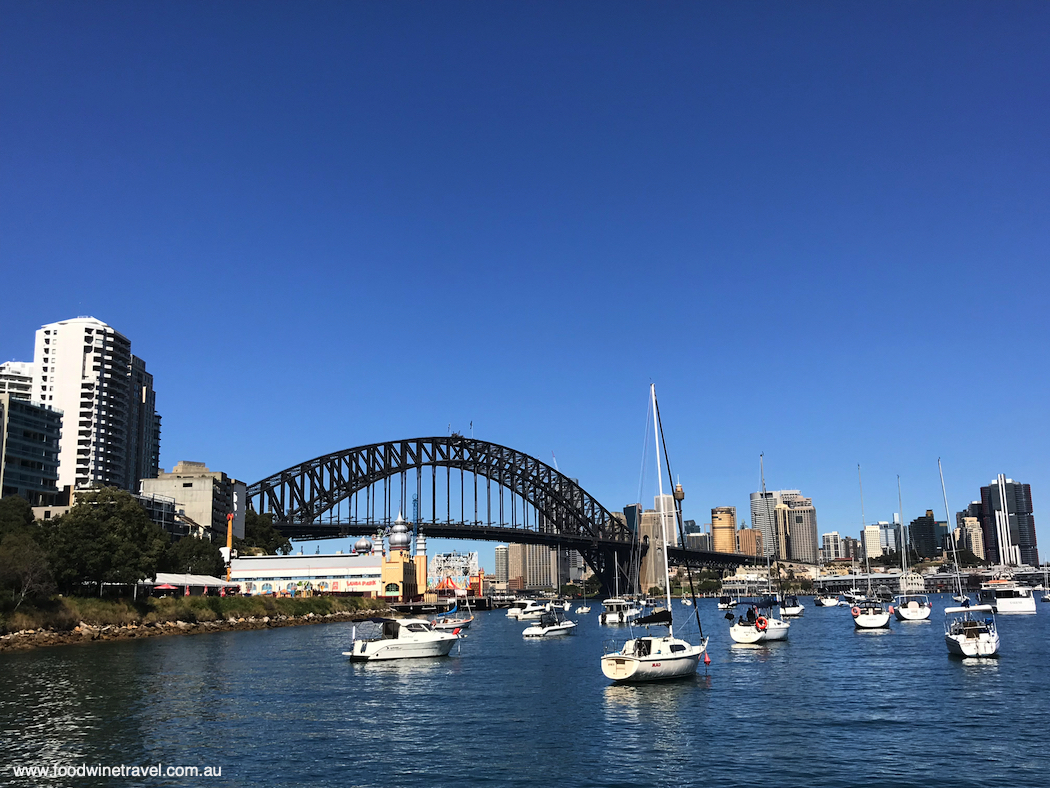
670;644;686;653
382;621;399;639
404;623;431;632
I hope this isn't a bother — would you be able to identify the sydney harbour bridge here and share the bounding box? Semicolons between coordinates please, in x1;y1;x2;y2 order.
247;436;750;594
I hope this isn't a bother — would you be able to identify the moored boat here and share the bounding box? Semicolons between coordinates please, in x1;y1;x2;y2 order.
892;594;932;622
977;578;1037;615
944;604;999;657
729;597;790;643
523;610;577;638
852;598;891;629
343;618;459;661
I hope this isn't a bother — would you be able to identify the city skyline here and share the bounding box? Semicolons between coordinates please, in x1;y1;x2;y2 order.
2;4;1047;572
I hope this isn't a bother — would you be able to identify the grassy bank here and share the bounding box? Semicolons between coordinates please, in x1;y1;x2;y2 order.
0;595;388;634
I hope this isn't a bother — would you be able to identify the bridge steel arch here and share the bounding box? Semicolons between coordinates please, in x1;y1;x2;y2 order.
247;436;746;593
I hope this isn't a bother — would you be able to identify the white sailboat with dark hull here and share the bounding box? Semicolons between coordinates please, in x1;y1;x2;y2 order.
600;385;708;683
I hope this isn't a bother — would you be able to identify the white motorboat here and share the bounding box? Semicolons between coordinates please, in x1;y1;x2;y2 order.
729;598;790;643
506;599;548;620
716;595;738;611
892;594;932;622
780;594;804;617
977;578;1037;615
523;610;577;638
814;595;840;607
851;599;891;629
600;384;709;682
343;618;459;661
681;598;693;606
944;604;1000;657
599;597;643;626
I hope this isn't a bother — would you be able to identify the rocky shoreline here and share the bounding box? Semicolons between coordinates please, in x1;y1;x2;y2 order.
0;608;388;653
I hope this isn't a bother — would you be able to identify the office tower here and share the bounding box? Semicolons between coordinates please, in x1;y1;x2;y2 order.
751;489;819;563
822;531;842;561
140;461;246;540
507;543;526;590
525;544;552;589
736;527;763;557
878;519;901;553
494;544;509;583
711;506;737;553
909;510;938;560
840;536;862;560
863;524;883;559
956;517;986;561
622;503;642;534
0;394;63;505
751;491;777;558
31;317;160;493
686;532;712;551
684;519;700;534
980;475;1038;567
0;362;33;399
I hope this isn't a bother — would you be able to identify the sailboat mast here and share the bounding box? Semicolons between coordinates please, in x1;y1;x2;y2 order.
898;475;907;574
859;464;871;593
938;458;964;596
651;384;673;618
760;453;773;590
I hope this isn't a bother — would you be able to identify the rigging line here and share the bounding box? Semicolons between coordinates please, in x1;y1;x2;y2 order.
653;388;703;638
636;387;652;507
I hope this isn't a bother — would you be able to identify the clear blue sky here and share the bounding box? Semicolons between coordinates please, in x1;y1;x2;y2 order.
3;2;1048;571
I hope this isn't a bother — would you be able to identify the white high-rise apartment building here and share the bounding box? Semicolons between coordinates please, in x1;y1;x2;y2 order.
31;317;160;493
0;362;34;399
494;544;509;583
822;531;842;561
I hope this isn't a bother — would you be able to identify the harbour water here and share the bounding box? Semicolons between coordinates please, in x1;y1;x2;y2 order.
2;596;1047;787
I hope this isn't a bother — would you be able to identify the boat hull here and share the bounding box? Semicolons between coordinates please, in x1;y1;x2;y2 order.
523;621;577;638
729;619;789;643
343;635;458;661
853;610;891;629
945;632;1000;657
893;603;932;622
601;638;707;682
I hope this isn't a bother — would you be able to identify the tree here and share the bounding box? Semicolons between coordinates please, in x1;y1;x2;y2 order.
0;532;55;609
164;536;224;576
0;495;35;539
235;511;291;556
45;487;170;594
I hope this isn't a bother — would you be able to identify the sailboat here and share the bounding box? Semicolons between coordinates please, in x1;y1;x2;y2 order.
599;549;644;625
893;475;932;622
431;588;475;631
938;459;971;606
730;453;790;643
600;384;708;682
852;465;891;629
